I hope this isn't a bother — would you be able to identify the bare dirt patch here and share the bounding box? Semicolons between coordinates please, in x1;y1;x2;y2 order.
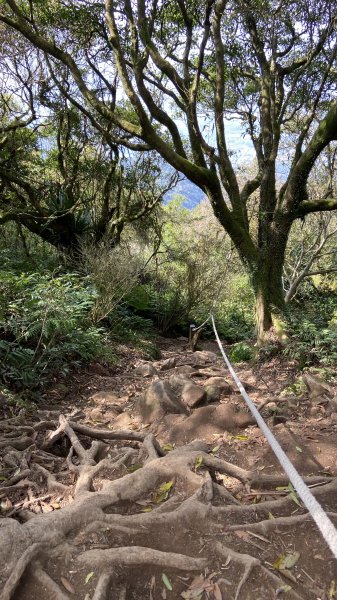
1;337;337;600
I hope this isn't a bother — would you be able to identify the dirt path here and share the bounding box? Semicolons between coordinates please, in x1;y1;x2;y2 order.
1;337;337;600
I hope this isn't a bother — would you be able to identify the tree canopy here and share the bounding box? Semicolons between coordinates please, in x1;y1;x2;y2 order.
1;0;337;339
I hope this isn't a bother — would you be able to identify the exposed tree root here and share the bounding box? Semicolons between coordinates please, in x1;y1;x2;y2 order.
216;543;305;600
0;410;336;599
30;563;70;600
92;573;113;600
78;546;208;570
1;543;43;600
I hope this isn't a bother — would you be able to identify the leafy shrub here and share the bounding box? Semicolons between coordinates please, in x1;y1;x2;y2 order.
228;342;255;363
107;305;160;358
80;241;144;323
0;270;106;396
213;275;255;343
282;295;337;368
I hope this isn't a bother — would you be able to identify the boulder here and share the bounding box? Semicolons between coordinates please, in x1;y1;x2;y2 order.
113;412;133;428
203;377;232;395
88;390;128;414
302;373;334;403
190;350;218;367
89;362;111;377
181;382;207;409
169;372;193;393
157;357;177;371
157;404;255;444
174;365;196;376
137;380;187;423
89;407;106;422
204;384;221;403
89;392;121;405
134;362;158;377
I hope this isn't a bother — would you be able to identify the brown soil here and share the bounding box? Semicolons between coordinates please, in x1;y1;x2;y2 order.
1;337;337;600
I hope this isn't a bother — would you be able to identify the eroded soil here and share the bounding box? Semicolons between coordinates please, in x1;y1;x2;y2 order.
1;336;337;600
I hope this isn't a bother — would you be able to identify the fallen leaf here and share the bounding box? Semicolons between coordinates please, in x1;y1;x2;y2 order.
329;579;336;598
181;589;203;599
180;575;206;599
276;584;292;596
61;577;75;594
159;481;174;493
278;569;297;583
235;530;251;542
127;463;143;473
50;502;61;510
162;573;173;591
273;551;300;570
213;582;223;600
211;445;220;454
0;498;12;512
276;483;301;506
85;571;94;584
162;443;175;451
295;446;303;453
289;491;301;507
150;575;156;600
156;481;174;504
194;456;203;471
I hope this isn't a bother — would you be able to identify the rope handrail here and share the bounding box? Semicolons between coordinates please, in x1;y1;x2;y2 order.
197;314;337;559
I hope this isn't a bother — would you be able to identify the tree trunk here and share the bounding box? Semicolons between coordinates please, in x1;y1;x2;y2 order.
251;253;287;346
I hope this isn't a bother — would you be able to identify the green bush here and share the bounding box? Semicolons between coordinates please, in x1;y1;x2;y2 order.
213;275;255;343
282;295;337;368
0;270;106;396
228;342;255;363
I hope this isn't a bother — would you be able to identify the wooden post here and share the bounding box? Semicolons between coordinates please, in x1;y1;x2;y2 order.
189;324;202;352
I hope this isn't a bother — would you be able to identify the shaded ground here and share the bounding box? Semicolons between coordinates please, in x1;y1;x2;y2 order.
1;336;337;600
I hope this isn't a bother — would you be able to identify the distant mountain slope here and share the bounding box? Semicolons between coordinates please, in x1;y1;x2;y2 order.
165;177;205;208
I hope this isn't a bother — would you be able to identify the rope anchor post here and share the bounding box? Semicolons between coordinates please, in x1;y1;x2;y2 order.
189;324;201;352
189;316;212;352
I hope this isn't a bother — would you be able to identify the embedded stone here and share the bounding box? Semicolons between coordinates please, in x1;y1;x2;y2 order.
190;350;218;367
137;380;187;423
157;357;177;371
203;377;232;395
134;362;158;377
181;383;207;409
204;384;221;403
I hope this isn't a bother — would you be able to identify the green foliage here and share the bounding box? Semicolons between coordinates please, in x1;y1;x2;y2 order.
214;275;255;343
228;342;255;363
107;306;160;359
0;269;106;396
121;201;256;342
282;295;337;368
280;377;306;398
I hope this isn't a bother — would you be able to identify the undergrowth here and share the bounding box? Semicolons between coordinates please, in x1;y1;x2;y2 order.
258;293;337;369
0;264;157;400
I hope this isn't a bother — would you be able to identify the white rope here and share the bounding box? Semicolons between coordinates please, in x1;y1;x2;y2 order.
210;314;337;559
191;315;212;332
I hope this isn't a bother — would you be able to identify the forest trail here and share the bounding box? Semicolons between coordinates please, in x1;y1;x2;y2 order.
1;337;337;600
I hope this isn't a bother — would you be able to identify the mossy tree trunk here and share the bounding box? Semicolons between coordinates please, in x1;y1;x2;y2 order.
3;0;337;341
